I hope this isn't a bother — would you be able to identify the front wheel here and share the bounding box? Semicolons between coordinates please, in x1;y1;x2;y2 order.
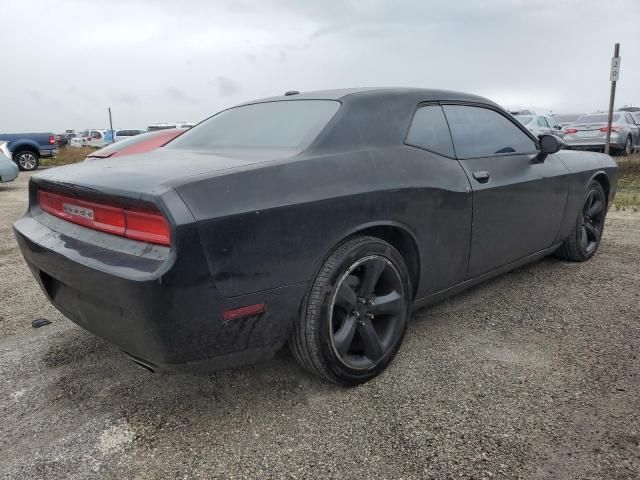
14;151;39;171
555;181;606;262
290;236;412;386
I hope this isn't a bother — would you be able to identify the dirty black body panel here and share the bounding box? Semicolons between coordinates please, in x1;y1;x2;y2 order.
13;87;619;371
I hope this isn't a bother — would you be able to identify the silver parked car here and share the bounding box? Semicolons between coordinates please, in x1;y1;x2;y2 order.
562;112;640;156
551;113;585;129
514;114;564;138
0;141;19;183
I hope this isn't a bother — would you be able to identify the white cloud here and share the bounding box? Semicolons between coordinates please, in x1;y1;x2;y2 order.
0;0;638;132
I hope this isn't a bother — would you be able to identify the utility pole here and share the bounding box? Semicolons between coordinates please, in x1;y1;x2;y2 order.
604;43;621;155
108;107;114;144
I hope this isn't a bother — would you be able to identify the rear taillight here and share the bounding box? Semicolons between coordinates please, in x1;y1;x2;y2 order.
49;135;56;145
564;128;577;134
599;126;619;132
37;190;170;246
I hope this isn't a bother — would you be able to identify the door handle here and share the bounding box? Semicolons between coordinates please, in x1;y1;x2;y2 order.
473;170;491;183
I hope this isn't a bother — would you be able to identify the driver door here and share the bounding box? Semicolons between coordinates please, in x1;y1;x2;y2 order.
442;104;569;278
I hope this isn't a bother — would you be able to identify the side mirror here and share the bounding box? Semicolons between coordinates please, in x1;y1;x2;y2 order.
539;134;564;155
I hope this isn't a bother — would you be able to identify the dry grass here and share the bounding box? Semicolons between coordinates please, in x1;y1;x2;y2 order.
41;146;94;166
613;153;640;212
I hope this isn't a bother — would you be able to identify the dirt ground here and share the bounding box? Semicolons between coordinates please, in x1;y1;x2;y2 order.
1;172;639;479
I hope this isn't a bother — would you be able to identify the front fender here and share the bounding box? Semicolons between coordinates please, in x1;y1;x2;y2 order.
8;140;40;155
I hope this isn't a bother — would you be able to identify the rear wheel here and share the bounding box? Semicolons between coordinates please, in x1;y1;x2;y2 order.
290;236;412;385
619;136;633;157
555;181;606;261
14;150;39;171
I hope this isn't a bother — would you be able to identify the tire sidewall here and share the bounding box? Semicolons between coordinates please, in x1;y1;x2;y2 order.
311;238;412;385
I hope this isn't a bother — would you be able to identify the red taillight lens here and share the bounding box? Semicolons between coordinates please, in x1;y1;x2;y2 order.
564;128;577;134
599;126;619;132
37;190;170;246
123;209;171;245
49;135;56;145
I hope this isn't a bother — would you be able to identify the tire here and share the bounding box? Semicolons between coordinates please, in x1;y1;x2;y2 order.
290;236;412;386
614;136;633;157
14;150;39;171
623;136;633;156
555;181;606;262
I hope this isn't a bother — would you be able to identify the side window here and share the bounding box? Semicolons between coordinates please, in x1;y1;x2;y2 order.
405;105;455;157
537;116;548;127
625;113;634;124
546;117;559;129
443;105;537;158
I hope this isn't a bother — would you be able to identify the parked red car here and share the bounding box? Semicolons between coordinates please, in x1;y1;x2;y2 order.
85;128;186;161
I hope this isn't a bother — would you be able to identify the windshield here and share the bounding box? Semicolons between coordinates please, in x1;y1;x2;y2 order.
169;100;341;151
575;113;620;123
514;115;534;125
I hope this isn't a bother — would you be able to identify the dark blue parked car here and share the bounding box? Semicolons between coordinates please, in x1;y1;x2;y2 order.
0;132;58;171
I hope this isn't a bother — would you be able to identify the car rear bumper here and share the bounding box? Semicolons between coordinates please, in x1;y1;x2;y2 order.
563;136;625;151
13;211;307;372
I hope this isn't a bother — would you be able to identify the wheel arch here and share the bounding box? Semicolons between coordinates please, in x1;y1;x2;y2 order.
590;171;610;204
11;142;40;159
324;221;421;299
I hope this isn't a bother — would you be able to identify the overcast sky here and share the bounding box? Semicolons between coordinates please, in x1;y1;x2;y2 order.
2;0;639;133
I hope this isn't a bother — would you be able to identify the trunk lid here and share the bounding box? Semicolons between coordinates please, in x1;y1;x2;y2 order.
31;147;292;200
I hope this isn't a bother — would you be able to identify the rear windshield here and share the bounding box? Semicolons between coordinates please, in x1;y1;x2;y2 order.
169;100;341;150
553;114;580;123
514;115;534;125
575;114;620;123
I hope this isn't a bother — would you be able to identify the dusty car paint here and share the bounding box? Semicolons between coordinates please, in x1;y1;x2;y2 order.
13;88;618;372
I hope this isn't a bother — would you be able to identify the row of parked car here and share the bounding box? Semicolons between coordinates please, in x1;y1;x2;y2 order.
0;123;196;172
512;107;640;156
2;102;638;176
65;123;196;149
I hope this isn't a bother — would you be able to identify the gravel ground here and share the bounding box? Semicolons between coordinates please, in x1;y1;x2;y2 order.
1;172;639;479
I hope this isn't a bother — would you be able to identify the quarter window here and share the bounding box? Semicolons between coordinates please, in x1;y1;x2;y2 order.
405;105;455;157
443;105;537;158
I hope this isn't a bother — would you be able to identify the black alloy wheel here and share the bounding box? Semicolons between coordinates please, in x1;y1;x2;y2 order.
579;186;606;255
555;181;606;262
290;236;412;385
330;255;406;370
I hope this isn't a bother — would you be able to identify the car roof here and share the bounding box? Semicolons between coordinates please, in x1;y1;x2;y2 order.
238;87;498;107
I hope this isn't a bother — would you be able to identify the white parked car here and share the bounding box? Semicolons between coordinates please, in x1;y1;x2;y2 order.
146;122;195;131
69;130;108;148
113;129;144;142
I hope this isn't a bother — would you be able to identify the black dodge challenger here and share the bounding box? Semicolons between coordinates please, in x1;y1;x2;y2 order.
14;88;618;385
